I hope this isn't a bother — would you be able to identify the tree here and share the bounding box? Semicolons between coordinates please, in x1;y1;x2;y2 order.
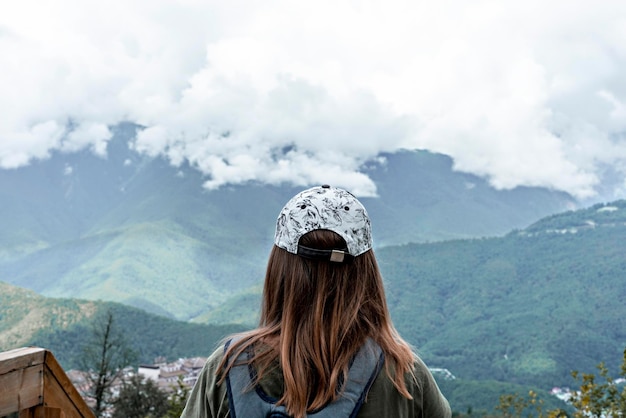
496;348;626;417
80;309;136;417
112;374;169;418
568;348;626;417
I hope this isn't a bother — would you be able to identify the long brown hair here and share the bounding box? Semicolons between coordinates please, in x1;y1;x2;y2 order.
220;229;415;418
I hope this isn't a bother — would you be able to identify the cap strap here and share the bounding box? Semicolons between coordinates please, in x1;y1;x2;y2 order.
297;245;354;263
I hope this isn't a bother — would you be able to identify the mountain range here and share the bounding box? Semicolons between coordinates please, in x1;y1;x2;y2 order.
2;132;625;413
1;200;625;413
0;123;576;321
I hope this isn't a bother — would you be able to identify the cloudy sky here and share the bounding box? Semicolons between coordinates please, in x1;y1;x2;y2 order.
1;0;625;198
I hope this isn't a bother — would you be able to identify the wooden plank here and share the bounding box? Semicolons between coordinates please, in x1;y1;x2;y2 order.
0;347;46;376
0;364;43;416
32;405;65;418
1;348;94;418
20;405;67;418
42;351;95;418
20;408;34;418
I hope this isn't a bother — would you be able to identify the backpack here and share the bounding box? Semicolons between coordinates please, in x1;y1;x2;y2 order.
225;338;384;418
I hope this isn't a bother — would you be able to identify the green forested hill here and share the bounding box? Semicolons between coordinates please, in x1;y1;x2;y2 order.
378;200;626;389
0;281;245;369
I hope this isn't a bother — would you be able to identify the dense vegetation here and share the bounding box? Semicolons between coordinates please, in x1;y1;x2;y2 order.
437;379;568;416
378;200;626;391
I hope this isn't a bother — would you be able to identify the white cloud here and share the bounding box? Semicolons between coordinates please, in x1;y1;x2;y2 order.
1;0;626;198
0;121;65;168
62;123;112;156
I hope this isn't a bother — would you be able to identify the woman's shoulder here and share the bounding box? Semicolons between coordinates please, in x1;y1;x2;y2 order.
204;343;227;369
358;354;451;418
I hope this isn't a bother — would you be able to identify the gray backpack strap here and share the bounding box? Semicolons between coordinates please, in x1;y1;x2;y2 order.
225;338;384;418
310;339;384;418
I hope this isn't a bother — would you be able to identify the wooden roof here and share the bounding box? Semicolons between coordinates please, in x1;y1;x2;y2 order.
0;347;95;418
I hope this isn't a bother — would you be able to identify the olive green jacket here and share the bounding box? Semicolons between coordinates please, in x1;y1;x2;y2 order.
181;345;451;418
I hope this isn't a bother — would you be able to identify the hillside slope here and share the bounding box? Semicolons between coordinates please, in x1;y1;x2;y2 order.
0;281;245;369
378;200;626;387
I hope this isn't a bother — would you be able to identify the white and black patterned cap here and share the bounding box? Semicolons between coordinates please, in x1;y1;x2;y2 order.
274;185;372;262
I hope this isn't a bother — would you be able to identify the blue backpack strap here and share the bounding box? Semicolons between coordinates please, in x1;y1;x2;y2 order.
225;338;384;418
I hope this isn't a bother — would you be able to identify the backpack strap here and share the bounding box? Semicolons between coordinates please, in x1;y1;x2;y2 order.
225;338;384;418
